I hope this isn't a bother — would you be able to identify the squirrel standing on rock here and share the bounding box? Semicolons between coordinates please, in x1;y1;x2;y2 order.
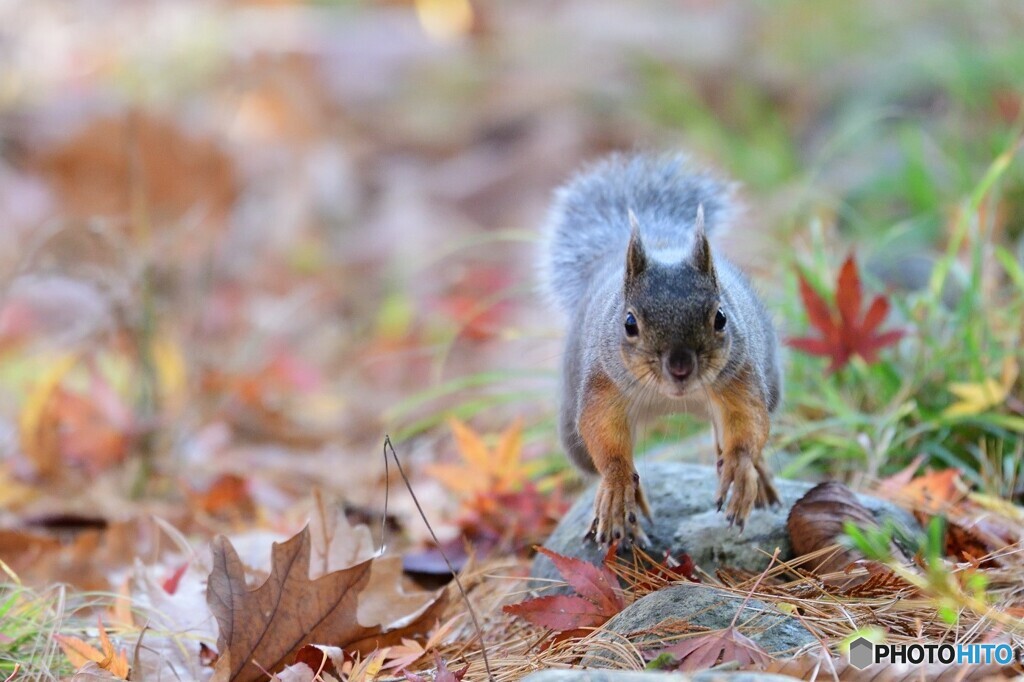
540;153;782;547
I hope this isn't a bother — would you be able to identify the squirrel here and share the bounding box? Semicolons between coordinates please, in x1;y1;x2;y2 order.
540;152;782;546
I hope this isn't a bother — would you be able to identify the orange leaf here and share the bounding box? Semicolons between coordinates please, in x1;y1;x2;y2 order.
893;468;966;513
447;419;491;471
428;420;528;499
55;619;129;679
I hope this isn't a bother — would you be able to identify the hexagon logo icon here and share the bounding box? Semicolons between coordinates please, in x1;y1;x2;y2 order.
849;637;874;669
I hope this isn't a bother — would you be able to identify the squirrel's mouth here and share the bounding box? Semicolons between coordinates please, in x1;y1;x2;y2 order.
659;377;699;399
660;347;698;389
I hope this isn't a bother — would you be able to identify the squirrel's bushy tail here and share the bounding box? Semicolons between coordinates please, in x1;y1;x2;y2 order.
539;152;735;315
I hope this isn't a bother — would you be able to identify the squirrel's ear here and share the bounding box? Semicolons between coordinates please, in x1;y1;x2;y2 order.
691;204;716;280
626;209;647;280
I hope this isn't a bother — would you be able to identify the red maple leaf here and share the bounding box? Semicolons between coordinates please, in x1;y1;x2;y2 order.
644;626;770;672
502;547;625;633
788;255;905;372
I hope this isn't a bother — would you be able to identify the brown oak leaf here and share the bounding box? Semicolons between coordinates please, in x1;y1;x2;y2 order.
207;527;443;682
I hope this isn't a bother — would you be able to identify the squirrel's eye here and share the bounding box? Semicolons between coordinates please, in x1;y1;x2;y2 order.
714;308;727;332
624;312;640;337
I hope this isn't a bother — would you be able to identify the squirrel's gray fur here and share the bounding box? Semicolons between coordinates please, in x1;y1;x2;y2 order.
540;152;781;474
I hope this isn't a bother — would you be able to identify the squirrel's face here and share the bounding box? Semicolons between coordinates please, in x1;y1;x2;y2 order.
619;221;731;400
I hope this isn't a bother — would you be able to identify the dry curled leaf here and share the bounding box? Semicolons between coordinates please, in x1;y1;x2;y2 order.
207;526;443;682
787;481;906;575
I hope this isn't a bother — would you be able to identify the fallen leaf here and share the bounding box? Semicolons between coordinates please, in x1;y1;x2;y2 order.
207;526;442;682
277;644;346;681
342;648;390;682
644;626;770;672
944;357;1018;417
382;618;458;671
503;547;624;632
55;618;130;679
428;418;527;498
191;474;254;518
308;490;376;578
889;468;966;513
788;255;905;372
787;481;906;575
877;455;926;499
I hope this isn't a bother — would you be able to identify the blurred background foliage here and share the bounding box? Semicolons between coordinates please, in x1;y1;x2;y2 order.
1;0;1024;552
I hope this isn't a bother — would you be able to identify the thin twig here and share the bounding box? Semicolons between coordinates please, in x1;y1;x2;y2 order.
729;547;780;630
383;435;495;682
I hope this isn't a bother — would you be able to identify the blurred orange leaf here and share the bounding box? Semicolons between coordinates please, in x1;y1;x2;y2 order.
55;619;130;679
881;464;967;514
428;418;526;498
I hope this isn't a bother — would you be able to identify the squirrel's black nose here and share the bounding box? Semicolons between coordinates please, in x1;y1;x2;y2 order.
665;347;696;381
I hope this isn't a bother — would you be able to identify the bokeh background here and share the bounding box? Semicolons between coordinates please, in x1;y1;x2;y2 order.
2;0;1024;595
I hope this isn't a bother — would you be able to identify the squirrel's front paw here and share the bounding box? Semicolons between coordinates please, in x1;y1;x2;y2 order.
588;470;652;548
716;451;778;531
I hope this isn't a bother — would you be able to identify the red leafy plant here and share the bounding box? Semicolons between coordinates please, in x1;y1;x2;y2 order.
503;547;625;640
788;254;904;372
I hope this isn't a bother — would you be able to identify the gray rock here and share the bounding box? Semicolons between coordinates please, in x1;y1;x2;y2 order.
579;584;815;668
532;462;918;589
524;669;799;681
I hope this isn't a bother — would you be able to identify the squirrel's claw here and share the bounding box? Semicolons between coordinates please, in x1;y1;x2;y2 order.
591;470;651;549
716;451;762;531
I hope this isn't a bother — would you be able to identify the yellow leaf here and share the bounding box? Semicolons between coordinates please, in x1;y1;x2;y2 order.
944;358;1018;417
347;648;389;682
18;353;79;475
